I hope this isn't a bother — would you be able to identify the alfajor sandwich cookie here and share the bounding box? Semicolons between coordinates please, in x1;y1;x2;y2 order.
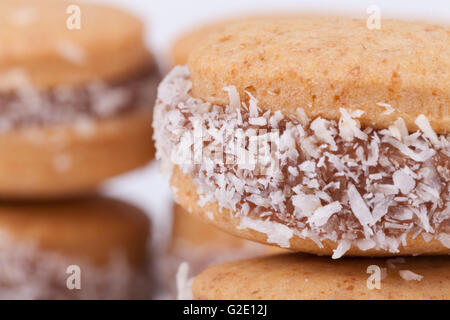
0;0;158;198
0;196;151;299
154;17;449;258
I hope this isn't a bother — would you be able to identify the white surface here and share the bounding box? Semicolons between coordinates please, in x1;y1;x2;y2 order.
103;162;173;251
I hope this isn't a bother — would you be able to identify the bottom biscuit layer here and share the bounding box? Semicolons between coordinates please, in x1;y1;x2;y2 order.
171;166;449;256
193;253;450;300
0;108;154;198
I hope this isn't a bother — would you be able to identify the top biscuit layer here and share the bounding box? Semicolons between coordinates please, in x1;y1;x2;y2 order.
171;15;277;65
188;16;450;133
171;21;227;66
0;0;152;89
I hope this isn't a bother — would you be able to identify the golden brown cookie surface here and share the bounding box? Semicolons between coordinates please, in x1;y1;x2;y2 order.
171;203;283;251
188;16;450;133
193;253;450;300
171;17;256;66
171;21;226;66
0;109;154;198
0;0;152;88
171;14;303;66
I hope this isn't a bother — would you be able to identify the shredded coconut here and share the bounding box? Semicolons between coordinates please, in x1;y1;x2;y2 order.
308;202;342;227
348;183;375;227
0;231;150;299
415;114;441;147
0;68;159;131
376;102;395;115
238;217;293;248
399;270;423;281
153;66;450;257
332;240;351;259
393;169;416;194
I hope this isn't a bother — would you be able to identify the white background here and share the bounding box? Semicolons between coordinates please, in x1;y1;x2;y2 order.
87;0;449;249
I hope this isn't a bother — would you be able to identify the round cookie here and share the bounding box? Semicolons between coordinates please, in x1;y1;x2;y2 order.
0;195;151;299
0;0;158;198
154;16;450;258
193;253;450;300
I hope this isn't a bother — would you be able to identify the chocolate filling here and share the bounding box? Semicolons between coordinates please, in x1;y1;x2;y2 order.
154;67;450;257
0;66;160;131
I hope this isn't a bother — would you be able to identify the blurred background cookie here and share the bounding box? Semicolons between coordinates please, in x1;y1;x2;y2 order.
0;0;158;198
170;16;261;67
170;14;307;67
193;253;450;300
0;195;151;299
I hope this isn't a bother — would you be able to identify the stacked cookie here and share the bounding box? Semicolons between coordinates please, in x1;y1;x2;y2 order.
0;0;156;298
155;16;450;299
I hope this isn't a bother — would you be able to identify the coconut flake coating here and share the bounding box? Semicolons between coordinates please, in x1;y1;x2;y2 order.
0;67;159;132
0;231;151;299
154;66;450;257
